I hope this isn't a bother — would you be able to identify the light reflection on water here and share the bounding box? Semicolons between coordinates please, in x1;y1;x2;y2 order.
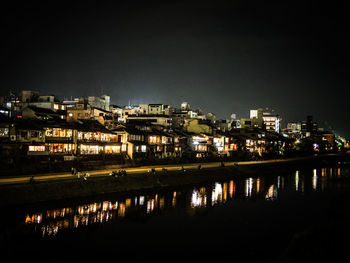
22;167;348;237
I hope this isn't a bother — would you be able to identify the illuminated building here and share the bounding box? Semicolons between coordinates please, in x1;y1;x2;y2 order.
262;111;280;133
250;108;263;128
67;107;113;128
19;90;66;113
188;133;211;158
282;122;302;138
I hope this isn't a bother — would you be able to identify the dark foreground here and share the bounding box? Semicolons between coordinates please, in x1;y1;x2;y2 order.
1;163;350;262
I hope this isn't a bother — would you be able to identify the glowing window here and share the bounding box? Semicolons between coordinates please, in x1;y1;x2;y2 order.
29;145;45;151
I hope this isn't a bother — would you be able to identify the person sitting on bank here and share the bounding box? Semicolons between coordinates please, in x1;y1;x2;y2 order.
29;176;35;184
83;173;90;180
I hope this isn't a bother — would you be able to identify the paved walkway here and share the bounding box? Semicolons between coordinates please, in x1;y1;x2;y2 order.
0;157;308;185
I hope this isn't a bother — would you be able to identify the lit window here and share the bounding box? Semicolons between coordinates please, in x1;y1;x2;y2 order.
149;136;157;144
66;130;72;137
105;145;121;154
122;144;127;152
45;129;53;136
0;128;9;137
29;145;45;151
80;145;99;154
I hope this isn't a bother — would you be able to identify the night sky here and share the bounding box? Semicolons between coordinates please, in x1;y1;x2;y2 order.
2;0;350;138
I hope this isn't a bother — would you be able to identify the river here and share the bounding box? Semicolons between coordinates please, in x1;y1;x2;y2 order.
1;165;350;261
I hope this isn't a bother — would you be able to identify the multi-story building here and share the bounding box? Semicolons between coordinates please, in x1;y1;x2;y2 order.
262;111;280;133
241;108;280;133
188;133;211;158
186;119;216;135
23;119;122;159
282;122;302;138
250;108;264;128
241;108;263;129
19;90;66;114
75;120;121;158
109;104;123;123
121;105;141;123
216;119;231;132
67;104;113;128
126;115;172;127
145;104;172;115
22;106;66;120
88;95;110;111
301;116;318;137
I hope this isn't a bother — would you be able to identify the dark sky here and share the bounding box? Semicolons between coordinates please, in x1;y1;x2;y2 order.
2;0;350;138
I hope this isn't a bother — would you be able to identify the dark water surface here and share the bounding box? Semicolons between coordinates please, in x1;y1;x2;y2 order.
1;166;350;261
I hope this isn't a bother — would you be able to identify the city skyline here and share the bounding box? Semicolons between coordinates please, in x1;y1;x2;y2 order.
1;89;344;139
2;0;350;138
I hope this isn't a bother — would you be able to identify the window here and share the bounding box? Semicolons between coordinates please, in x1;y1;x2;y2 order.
53;128;60;137
59;129;66;137
84;132;92;140
80;145;99;154
105;145;121;154
29;145;45;152
66;130;72;138
0;128;9;137
162;136;167;144
47;143;75;154
149;136;157;144
141;145;146;152
46;129;53;136
195;145;207;152
122;144;127;152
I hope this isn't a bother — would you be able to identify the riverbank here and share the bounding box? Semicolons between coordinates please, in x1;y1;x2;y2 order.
0;153;349;207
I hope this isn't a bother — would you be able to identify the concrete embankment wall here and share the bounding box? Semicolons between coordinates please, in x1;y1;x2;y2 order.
0;154;348;207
